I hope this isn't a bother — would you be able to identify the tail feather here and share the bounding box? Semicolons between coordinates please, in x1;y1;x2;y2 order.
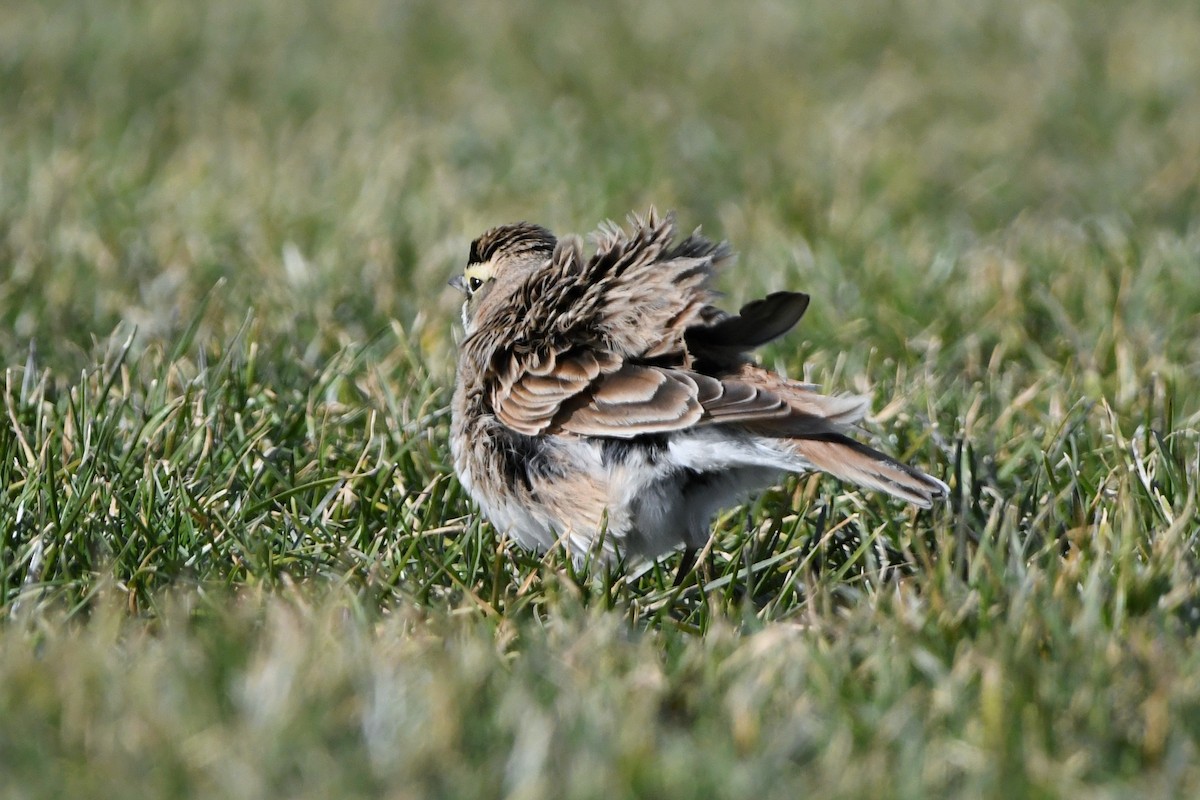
789;433;948;508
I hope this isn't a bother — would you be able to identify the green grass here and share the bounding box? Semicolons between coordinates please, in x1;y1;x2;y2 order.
2;0;1200;796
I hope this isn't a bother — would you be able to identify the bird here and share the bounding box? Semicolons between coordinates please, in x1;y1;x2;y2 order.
449;209;947;577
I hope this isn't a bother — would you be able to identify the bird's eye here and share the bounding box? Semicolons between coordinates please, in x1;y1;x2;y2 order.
468;276;484;292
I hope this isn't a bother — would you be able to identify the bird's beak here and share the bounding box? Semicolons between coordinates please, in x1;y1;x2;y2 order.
448;275;467;294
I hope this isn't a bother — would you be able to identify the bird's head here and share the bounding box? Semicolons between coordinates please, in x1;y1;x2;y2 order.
450;222;557;334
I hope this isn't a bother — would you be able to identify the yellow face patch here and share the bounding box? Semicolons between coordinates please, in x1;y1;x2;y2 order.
463;261;495;293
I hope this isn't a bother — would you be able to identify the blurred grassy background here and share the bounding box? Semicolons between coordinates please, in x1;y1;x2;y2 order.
2;0;1200;797
5;0;1199;366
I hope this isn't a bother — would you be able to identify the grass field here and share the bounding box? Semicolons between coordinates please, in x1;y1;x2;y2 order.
3;0;1200;796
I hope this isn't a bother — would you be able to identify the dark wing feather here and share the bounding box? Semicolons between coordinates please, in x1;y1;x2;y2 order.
686;291;810;370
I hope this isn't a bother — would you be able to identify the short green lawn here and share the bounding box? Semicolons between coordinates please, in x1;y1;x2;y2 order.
2;0;1199;797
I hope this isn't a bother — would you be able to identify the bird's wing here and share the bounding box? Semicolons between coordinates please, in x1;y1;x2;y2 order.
483;212;857;439
490;348;849;439
686;291;810;360
550;366;794;438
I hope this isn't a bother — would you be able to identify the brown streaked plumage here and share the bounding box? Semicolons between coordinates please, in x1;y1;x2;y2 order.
449;210;947;569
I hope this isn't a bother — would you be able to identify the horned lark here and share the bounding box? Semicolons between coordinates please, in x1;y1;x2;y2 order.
449;210;947;572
